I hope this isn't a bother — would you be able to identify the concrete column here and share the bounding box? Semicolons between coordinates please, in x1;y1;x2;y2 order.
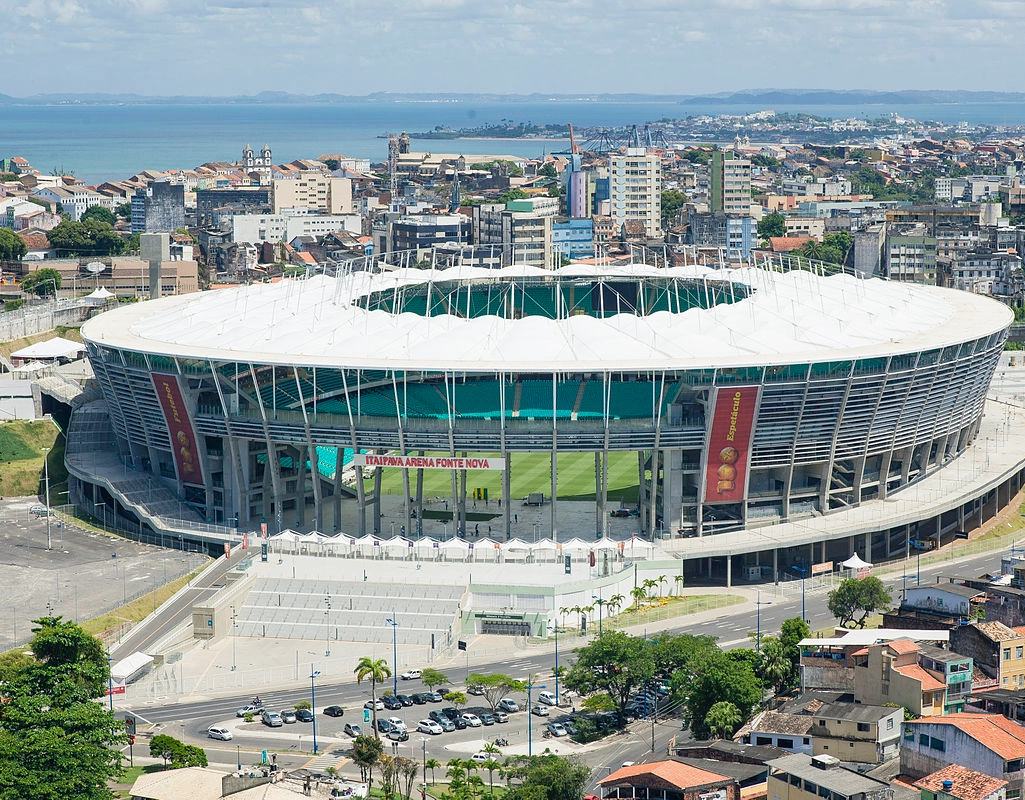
726;555;732;588
503;451;511;540
415;451;425;537
773;549;778;584
551;445;558;541
372;452;383;534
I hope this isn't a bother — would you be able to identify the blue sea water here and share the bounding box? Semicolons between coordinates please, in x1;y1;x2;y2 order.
5;98;1025;185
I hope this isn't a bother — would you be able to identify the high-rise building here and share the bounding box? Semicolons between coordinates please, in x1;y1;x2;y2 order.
472;203;554;269
272;172;352;215
710;149;752;215
609;148;662;239
131;182;185;234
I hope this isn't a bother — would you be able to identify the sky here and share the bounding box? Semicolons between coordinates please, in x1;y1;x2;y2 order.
1;0;1016;97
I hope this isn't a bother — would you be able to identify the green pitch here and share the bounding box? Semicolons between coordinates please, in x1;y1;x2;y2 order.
364;451;639;503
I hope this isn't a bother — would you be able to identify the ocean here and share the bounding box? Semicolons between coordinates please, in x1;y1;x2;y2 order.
6;98;1025;186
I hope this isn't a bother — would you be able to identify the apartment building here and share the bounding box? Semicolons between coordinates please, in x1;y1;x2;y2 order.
811;703;903;764
373;214;472;259
766;754;894;800
711;149;752;216
231;213;361;245
854;639;972;716
33;185;113;222
784;217;826;240
687;212;755;260
272;172;353;215
472;203;554;269
131;182;186;234
609;147;662;239
951;623;1025;691
886;224;938;283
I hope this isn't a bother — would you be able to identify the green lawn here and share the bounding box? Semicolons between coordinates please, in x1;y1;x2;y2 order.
365;451;638;503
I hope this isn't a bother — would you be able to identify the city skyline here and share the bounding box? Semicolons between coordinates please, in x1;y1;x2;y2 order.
3;0;1014;97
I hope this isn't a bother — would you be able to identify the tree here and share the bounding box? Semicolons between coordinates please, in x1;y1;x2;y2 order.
630;586;647;608
504;754;590;800
0;649;34;683
757;637;793;695
537;162;558;178
648;633;720;692
685;651;762;739
351;734;384;789
0;228;27;261
420;667;448;691
482;758;502;795
827;577;892;628
780;617;810;677
81;205;116;226
114;201;132;220
0;617;124;798
704;701;742;739
20;268;63;297
425;757;441;784
46;218;126;257
661;189;687;228
564;630;654;724
757;212;785;239
466;673;525;712
355;656;392;737
398;756;419;800
149;734;207;769
443;690;467;708
498;189;529;204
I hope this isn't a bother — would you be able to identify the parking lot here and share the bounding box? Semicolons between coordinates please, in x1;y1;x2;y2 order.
0;496;208;650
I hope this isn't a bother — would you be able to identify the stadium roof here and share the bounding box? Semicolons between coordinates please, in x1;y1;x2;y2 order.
81;263;1012;372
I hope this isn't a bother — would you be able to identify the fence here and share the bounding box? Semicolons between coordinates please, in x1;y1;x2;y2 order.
0;298;93;342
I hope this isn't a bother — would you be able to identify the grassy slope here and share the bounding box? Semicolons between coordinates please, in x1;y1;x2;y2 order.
0;325;83;363
366;451;639;503
0;419;64;498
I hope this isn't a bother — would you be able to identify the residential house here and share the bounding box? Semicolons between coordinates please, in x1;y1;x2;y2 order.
854;639;972;716
914;764;1007;800
600;760;739;800
765;753;894;800
810;703;903;764
737;711;814;754
885;584;988;630
901;714;1025;799
950;623;1025;690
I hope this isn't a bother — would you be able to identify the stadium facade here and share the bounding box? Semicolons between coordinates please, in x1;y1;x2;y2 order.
80;259;1012;545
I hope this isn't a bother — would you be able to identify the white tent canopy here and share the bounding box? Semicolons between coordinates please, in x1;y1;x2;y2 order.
501;538;532;551
10;336;85;361
842;553;873;570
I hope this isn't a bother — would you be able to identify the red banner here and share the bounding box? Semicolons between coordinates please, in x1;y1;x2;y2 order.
702;386;759;504
151;373;204;486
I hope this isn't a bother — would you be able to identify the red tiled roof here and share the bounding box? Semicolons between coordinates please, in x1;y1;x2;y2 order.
600;761;731;791
295;252;317;265
914;714;1025;760
768;236;812;252
894;663;945;692
885;638;921;655
915;764;1007;800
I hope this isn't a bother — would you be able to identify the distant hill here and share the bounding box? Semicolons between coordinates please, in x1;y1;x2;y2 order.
679;89;1025;106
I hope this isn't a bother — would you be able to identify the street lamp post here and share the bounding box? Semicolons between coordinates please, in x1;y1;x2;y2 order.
755;591;772;651
106;651;114;711
324;596;332;657
547;625;563;705
310;665;321;755
230;605;237;671
524;679;546;757
591;594;605;636
910;539;925;585
792;563;808;621
386;616;399;696
41;447;52;550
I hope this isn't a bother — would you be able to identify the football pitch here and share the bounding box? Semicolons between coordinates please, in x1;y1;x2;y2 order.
365;451;640;503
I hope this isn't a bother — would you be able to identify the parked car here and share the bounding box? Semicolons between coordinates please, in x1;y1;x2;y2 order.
427;691;444;702
461;713;482;727
295;708;313;723
207;726;233;741
531;705;549;717
498;698;519;713
261;710;283;727
401;669;422;680
537;690;558;706
364;699;384;711
386;717;407;733
480;713;495;726
396;694;413;707
388;728;409;742
470;752;490;764
467;684;485;696
281;709;297;724
236;703;263;717
436;717;455;732
417;719;443;735
546;721;568;737
429;710;448;723
609;508;630;518
344;723;363;737
410;693;428;705
377;719;394;734
493;711;508;723
323;706;345;717
383;695;403;710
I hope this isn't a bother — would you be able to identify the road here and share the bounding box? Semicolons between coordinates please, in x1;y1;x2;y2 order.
124;542;1011;778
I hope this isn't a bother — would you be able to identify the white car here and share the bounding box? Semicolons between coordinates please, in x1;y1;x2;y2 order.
531;705;549;717
471;752;491;764
417;719;443;735
461;713;483;727
207;726;233;741
364;699;384;711
386;716;407;733
498;698;519;713
401;669;422;680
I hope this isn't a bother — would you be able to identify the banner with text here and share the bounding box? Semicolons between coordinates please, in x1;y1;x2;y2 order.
353;453;505;471
702;385;760;504
151;372;205;486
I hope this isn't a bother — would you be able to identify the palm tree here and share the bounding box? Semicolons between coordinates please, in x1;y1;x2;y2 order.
559;606;570;627
608;593;625;614
759;637;794;696
673;574;685;596
424;758;441;785
354;656;392;738
482;759;501;795
570;604;583;632
630;586;647;608
656;575;668;598
642;577;658;598
705;701;742;739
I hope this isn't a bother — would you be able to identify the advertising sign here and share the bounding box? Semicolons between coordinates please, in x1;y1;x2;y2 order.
353;453;505;471
151;373;205;485
702;386;760;504
812;561;833;575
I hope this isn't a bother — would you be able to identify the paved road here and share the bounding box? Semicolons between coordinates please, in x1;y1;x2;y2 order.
124;540;1011;777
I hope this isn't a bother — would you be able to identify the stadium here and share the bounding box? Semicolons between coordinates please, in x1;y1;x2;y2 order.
77;254;1013;575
